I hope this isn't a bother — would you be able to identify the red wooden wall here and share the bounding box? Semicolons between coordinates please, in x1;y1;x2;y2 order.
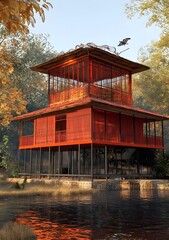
67;108;91;141
19;108;163;149
34;116;55;144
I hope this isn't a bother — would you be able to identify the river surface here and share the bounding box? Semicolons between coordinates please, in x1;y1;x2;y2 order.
0;189;169;240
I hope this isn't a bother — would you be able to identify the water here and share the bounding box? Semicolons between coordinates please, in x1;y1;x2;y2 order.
0;189;169;240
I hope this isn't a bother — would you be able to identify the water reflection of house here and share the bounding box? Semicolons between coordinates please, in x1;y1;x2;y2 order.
16;209;92;240
13;44;169;179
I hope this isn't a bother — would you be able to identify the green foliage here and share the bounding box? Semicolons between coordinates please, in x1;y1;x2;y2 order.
0;33;55;171
12;169;19;178
125;0;169;31
13;182;21;189
126;1;169;151
11;33;56;111
155;151;169;178
0;135;10;169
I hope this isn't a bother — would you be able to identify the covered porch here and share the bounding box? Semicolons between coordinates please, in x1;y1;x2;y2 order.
18;144;156;179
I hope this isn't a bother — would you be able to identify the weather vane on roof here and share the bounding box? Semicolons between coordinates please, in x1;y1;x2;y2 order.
58;38;131;56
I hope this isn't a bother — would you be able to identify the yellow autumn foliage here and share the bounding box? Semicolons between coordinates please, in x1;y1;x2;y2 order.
0;46;27;126
0;1;52;126
0;0;52;34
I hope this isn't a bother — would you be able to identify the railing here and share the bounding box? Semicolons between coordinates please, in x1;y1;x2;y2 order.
19;133;163;148
93;132;163;147
49;85;88;105
90;85;132;106
49;84;132;106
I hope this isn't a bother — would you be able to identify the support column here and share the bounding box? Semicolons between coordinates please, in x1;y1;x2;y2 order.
53;150;56;177
68;150;70;176
133;115;136;144
105;145;108;180
119;112;122;142
48;72;50;104
154;120;156;146
58;146;61;179
162;121;164;147
24;149;26;174
39;148;42;178
72;148;74;177
78;144;80;180
48;147;51;178
18;150;21;175
30;149;32;176
91;143;93;181
146;118;148;145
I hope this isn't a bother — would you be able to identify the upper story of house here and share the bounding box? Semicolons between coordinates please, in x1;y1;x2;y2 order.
31;44;149;107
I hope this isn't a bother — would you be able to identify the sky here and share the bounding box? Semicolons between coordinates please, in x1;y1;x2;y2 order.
30;0;161;62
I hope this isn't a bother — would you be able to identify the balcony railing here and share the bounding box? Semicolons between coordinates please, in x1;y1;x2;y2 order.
19;133;163;148
49;84;132;106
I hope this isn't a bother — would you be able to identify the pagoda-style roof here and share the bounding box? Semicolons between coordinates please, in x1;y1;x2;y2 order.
31;46;149;75
13;97;169;122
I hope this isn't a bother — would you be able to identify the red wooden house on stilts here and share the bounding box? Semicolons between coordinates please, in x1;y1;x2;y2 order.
13;44;169;179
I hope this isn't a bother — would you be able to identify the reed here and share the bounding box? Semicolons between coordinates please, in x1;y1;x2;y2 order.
0;222;36;240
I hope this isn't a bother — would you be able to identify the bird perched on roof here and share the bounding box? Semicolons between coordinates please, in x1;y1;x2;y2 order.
118;38;131;46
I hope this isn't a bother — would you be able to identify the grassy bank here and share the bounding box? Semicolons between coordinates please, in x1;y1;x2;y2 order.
0;178;93;198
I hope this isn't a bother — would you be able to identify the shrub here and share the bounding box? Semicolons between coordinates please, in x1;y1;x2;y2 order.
155;151;169;178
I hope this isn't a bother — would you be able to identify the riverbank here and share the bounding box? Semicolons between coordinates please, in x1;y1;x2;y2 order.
1;177;169;198
0;178;94;198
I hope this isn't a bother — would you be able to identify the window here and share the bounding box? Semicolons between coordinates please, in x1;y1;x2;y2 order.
56;115;66;131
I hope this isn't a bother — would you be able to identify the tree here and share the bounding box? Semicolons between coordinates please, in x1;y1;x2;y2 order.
11;34;55;111
125;0;169;114
125;0;169;51
125;0;169;30
126;0;169;152
0;0;52;126
132;42;169;115
0;0;52;34
0;33;56;174
0;27;27;126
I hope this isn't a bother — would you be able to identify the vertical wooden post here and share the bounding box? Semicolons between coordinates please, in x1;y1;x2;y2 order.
91;143;93;181
68;150;70;177
105;145;108;180
104;111;106;141
154;120;156;146
30;149;32;176
91;107;94;140
58;146;60;179
133;115;136;144
88;59;92;96
129;74;132;105
72;148;74;177
78;144;81;179
146;118;148;145
35;150;38;176
39;148;41;178
162;121;164;147
48;72;50;104
24;149;26;174
119;112;122;143
18;150;20;175
53;150;56;177
48;146;51;178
